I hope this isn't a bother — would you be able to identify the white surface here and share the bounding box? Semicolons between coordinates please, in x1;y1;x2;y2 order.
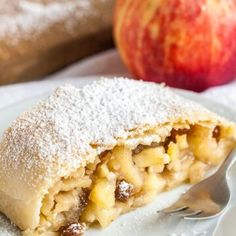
214;201;236;236
0;76;236;236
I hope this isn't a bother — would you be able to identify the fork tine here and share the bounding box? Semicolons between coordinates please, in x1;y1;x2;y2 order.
158;206;188;214
184;211;218;220
172;209;202;217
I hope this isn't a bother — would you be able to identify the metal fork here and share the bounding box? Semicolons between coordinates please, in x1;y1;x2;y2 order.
158;147;236;220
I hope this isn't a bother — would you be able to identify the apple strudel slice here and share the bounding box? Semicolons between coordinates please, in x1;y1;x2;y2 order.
0;78;235;236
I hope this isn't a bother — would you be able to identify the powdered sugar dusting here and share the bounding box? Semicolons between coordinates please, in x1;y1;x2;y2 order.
0;78;222;197
0;0;110;44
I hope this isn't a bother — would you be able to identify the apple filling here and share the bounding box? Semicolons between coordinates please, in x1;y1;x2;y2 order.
32;124;235;236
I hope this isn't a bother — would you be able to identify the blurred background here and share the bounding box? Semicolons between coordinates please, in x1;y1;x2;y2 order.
0;0;235;93
0;0;116;85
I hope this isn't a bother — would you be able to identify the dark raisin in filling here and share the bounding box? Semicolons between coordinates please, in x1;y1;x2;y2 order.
212;126;221;142
115;179;134;202
60;222;86;236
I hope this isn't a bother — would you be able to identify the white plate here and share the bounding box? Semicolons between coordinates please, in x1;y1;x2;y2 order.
0;76;235;236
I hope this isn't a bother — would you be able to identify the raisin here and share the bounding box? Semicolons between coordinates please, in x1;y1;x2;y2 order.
212;126;221;142
60;222;86;236
79;189;89;210
132;142;161;155
132;144;145;155
115;179;134;202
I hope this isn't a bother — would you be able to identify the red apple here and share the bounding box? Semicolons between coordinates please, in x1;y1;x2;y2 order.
114;0;236;91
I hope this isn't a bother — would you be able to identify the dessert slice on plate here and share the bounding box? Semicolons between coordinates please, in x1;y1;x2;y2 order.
0;78;235;236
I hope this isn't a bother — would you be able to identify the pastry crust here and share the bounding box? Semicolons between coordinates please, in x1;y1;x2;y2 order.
0;0;114;85
0;78;235;234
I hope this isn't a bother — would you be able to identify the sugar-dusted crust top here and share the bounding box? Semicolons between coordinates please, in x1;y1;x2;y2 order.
0;78;234;202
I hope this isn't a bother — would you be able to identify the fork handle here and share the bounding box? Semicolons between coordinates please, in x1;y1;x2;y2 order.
217;147;236;175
